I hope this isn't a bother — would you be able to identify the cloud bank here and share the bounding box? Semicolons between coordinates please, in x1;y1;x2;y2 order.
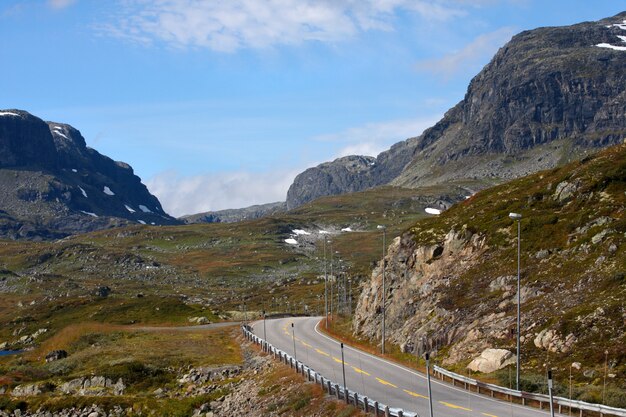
101;0;467;51
146;168;300;217
315;116;441;158
416;27;515;79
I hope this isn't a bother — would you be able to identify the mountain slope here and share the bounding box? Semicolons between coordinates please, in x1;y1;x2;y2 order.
181;201;286;224
0;110;178;239
284;12;626;210
353;142;626;401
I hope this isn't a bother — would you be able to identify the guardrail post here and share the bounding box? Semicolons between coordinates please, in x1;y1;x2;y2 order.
335;384;340;400
398;411;403;417
354;392;358;407
363;396;368;412
384;405;390;417
327;380;332;394
373;401;379;416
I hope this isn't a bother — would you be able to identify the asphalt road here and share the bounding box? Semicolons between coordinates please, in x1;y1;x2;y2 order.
251;316;564;417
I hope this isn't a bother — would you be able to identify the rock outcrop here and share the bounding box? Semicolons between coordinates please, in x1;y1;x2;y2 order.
0;110;179;239
353;142;626;374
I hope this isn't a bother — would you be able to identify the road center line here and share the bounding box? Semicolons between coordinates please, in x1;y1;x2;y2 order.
403;389;428;399
439;401;472;411
352;366;370;376
315;348;330;357
376;377;397;388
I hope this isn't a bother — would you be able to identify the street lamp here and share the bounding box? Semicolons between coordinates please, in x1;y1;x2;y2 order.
509;212;522;391
377;224;387;355
323;234;329;328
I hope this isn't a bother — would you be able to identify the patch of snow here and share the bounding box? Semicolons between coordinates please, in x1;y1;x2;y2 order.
52;130;69;139
151;222;155;225
341;227;353;232
124;204;136;213
617;35;626;43
285;238;298;245
614;20;626;30
596;43;626;51
425;207;442;215
71;169;78;173
53;126;63;130
465;196;471;200
0;112;19;117
292;229;310;235
319;230;330;235
78;186;87;198
138;220;146;225
80;210;98;217
103;186;115;196
139;205;152;213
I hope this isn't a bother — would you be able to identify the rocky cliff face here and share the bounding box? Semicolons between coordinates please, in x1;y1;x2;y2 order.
393;12;626;187
353;142;626;376
285;13;626;210
0;110;179;239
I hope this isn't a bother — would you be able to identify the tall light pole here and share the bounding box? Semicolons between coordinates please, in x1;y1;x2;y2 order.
509;212;522;391
377;224;387;355
323;234;328;329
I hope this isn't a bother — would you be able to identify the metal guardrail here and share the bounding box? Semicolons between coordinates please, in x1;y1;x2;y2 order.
433;365;626;417
242;325;419;417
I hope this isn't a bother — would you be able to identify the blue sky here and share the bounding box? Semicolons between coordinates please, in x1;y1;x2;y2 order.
1;1;623;216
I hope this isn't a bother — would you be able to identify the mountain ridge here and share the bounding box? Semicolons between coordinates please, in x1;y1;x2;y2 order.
0;109;179;239
281;12;626;210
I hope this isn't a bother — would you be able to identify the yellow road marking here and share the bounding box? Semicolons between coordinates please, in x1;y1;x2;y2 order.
376;378;397;388
315;349;330;357
439;401;472;411
301;341;312;348
333;357;349;365
352;367;370;376
403;389;428;399
482;413;498;417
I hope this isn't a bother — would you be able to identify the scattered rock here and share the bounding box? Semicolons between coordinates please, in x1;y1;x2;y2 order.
467;348;516;373
534;329;577;353
96;286;111;298
45;349;68;362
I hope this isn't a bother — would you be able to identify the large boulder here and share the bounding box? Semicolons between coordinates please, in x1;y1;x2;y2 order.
467;348;516;373
45;349;68;362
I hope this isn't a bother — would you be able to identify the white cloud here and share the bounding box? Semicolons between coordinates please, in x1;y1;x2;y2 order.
100;0;467;51
48;0;77;9
146;168;300;217
416;26;515;79
314;116;441;158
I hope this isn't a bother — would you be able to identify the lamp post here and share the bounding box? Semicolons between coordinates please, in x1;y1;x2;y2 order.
263;310;267;342
291;322;297;361
425;352;434;417
377;225;387;355
341;342;347;403
509;212;522;391
323;234;328;328
603;350;609;404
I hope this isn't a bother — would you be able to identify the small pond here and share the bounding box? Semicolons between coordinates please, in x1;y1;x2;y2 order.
0;350;23;356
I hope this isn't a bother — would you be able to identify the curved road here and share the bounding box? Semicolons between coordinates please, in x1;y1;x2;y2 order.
251;316;563;417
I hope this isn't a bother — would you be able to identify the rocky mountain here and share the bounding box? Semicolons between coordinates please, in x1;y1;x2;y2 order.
353;142;626;393
286;141;417;209
285;12;626;209
181;201;286;224
0;109;178;240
